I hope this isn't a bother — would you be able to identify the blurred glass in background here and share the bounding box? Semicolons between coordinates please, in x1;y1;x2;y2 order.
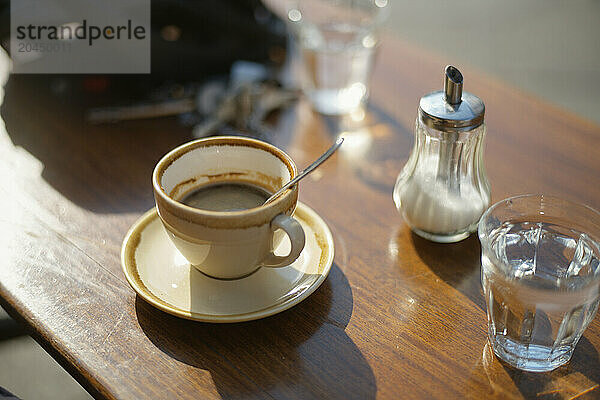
285;0;389;115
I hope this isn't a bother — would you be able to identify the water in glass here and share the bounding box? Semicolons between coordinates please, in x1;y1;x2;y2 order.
482;221;600;371
299;21;375;115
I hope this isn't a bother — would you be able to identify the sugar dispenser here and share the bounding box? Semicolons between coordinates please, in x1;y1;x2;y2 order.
393;65;490;243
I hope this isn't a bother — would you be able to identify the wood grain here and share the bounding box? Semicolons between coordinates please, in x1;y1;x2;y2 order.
0;34;598;399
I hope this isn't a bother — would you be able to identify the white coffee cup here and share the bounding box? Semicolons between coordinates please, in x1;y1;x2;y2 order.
153;136;305;279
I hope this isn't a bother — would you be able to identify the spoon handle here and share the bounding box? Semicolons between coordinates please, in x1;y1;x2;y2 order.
264;136;344;205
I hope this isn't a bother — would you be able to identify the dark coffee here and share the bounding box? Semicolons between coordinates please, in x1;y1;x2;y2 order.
181;182;271;211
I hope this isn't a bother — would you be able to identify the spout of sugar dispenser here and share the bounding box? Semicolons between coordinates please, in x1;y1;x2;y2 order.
444;65;463;105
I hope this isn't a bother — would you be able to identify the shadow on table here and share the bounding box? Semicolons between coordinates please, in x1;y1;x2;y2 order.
135;264;376;400
0;75;299;215
410;232;485;312
480;337;600;398
0;75;191;214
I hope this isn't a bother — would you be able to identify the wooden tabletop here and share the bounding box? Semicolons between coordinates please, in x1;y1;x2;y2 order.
0;34;599;400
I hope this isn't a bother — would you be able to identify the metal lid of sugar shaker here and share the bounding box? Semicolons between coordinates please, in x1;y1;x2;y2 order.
418;65;485;132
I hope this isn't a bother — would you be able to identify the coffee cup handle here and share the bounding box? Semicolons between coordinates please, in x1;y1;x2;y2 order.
261;214;306;268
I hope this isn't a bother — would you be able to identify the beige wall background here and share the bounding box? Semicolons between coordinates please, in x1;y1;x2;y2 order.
386;0;600;124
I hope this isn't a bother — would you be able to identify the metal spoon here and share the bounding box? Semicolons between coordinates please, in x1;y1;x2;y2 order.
264;136;344;205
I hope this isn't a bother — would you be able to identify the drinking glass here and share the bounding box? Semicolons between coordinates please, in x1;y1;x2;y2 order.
286;0;389;115
479;194;600;372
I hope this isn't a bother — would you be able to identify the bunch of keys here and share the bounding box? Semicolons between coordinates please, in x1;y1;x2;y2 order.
86;62;299;138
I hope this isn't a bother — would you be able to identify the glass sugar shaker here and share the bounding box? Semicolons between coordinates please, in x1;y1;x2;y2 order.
393;65;490;243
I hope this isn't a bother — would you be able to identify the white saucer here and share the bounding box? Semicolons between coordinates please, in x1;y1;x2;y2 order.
121;202;334;323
